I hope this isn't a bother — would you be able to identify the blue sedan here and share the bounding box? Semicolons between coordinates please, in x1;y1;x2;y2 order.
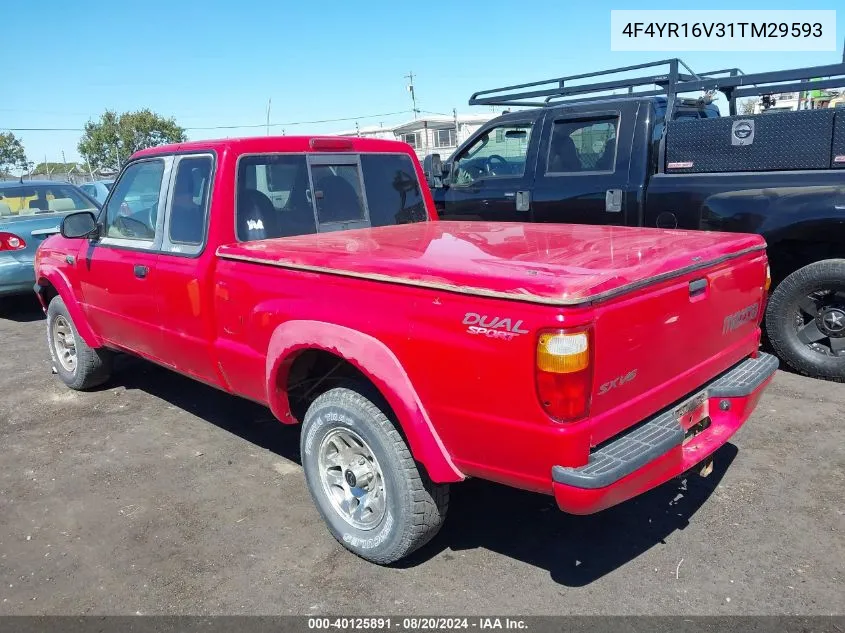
0;180;100;298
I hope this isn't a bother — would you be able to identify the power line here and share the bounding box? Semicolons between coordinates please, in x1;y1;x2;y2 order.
0;110;416;133
185;109;414;130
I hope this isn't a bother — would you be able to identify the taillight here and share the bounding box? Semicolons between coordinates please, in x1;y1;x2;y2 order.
0;232;26;251
765;264;772;292
536;328;593;422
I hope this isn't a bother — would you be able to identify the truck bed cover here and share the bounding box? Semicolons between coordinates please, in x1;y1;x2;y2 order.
217;221;765;306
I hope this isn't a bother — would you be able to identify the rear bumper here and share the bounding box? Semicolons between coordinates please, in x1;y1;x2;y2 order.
552;353;778;514
0;255;35;297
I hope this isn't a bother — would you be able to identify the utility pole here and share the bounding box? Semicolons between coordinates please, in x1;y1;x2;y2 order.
266;98;272;136
61;151;68;177
405;71;419;119
453;108;459;146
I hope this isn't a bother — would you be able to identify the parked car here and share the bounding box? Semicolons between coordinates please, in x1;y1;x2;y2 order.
78;180;114;205
0;180;99;299
35;136;776;564
425;58;845;383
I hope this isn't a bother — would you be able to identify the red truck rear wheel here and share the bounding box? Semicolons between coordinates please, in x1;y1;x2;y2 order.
300;384;449;564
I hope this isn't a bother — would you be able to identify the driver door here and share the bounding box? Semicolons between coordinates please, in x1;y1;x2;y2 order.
440;117;540;222
77;158;171;359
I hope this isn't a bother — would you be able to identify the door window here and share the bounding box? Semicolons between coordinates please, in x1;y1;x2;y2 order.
547;116;619;173
103;160;165;242
451;122;532;185
166;155;213;252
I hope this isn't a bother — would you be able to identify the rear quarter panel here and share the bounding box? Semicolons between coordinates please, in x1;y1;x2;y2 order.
214;246;766;493
212;257;565;488
1;214;70;296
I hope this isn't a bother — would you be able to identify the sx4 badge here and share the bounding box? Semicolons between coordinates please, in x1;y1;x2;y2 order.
463;312;528;341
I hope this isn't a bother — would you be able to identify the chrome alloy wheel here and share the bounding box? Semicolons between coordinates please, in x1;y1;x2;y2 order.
52;316;77;373
317;428;386;530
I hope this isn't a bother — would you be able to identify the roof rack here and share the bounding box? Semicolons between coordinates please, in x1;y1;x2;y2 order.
468;58;845;116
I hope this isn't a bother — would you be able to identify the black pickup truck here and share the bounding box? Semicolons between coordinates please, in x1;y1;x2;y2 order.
426;58;845;382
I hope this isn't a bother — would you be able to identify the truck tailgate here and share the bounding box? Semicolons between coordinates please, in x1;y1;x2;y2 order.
586;249;768;445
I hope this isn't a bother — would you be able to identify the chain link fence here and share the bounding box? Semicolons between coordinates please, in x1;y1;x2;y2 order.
0;171;112;185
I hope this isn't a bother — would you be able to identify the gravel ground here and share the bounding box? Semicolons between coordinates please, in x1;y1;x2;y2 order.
0;295;842;615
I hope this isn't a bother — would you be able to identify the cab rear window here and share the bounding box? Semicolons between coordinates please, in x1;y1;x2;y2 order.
235;153;427;242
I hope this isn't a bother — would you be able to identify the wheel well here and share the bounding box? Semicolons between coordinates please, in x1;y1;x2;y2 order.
284;349;378;423
37;280;58;306
767;240;845;286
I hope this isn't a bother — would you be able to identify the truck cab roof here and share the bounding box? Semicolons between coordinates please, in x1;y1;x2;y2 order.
131;135;415;161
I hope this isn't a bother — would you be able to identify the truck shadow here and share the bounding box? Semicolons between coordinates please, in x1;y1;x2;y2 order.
111;354;734;586
403;444;737;586
112;355;302;465
0;295;45;322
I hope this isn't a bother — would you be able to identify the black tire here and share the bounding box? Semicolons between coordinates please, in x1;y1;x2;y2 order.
46;296;112;390
300;384;449;564
765;259;845;383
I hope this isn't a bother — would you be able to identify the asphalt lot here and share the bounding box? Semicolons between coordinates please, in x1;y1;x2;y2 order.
0;294;842;615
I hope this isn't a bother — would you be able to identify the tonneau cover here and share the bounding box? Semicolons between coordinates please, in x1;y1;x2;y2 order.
216;222;765;306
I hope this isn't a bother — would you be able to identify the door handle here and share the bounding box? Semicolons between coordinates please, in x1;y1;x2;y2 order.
605;189;622;213
134;265;149;279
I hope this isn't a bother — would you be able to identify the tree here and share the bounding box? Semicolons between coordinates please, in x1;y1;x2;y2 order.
0;132;29;175
78;109;186;170
739;99;757;115
32;161;80;175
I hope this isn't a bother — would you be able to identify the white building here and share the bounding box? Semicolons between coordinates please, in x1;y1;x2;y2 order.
337;113;496;160
752;90;843;113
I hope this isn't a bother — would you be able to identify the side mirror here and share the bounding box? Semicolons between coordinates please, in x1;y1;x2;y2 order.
422;153;444;189
61;211;99;239
430;153;443;178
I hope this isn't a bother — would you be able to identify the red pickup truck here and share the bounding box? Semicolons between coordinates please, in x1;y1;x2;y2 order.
34;136;777;564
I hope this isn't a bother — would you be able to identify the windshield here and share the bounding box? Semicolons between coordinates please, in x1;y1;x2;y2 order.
0;184;98;215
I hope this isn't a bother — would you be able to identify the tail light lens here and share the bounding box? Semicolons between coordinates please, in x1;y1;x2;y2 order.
765;264;772;292
536;328;593;422
0;232;26;251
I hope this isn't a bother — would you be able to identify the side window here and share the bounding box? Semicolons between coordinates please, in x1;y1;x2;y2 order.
80;184;95;198
236;155;315;241
167;155;213;251
310;163;366;225
547;116;619;174
452;122;532;185
103;160;165;241
360;154;428;226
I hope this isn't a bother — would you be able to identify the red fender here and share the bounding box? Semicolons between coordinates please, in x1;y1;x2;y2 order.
36;268;101;348
265;320;464;483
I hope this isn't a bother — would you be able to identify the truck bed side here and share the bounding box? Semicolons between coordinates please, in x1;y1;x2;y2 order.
213;243;766;492
645;170;845;282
